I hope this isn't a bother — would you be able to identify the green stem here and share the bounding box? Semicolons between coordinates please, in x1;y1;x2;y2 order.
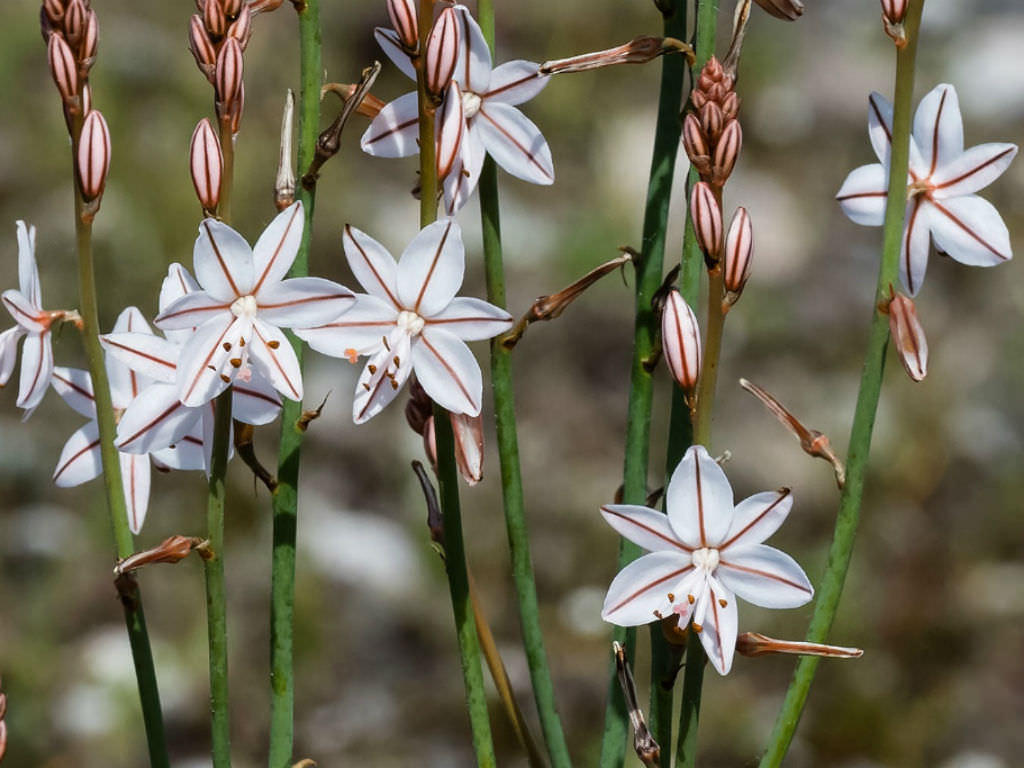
673;640;705;768
267;3;321;766
476;3;571;765
757;4;924;766
598;1;688;764
416;0;438;227
71;118;169;768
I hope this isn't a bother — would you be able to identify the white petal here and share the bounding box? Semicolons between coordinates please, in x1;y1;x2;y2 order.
258;277;354;329
695;583;738;675
342;225;402;306
352;329;413;423
600;504;691;554
0;326;24;386
374;27;417;81
248;318;303;402
100;332;179;384
294;294;399;358
17;330;53;411
928;195;1012;267
932;143;1017;199
721;489;793;551
16;221;40;307
666;445;734;549
251;201;304;292
53;421;102;487
193;218;255;300
155;291;231;331
601;551;693;626
159;262;200;313
397;218;465;317
913;83;963;176
107;308;154;404
2;290;46;333
232;373;282;425
442;124;485;213
119;451;151;534
485;60;549;106
836;164;888;227
51;366;96;419
718;544;814;608
899;197;933;297
117;382;200;454
437;82;467;182
176;314;247;407
475;102;554;185
454;5;492;93
425;297;512;341
866;91;893;166
151;430;207;471
360;91;420;158
413;327;481;416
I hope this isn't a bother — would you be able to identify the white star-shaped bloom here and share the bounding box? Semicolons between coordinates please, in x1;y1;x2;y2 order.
601;445;814;675
363;4;553;212
836;84;1017;295
295;218;513;423
154;202;355;407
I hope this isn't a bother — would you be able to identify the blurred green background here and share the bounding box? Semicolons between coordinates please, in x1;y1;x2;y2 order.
1;0;1023;766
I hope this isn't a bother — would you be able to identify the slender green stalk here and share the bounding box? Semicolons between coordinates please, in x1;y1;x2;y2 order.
70;118;170;768
416;0;438;227
673;640;705;768
267;3;321;765
475;3;571;765
691;266;725;449
597;2;688;764
758;4;924;766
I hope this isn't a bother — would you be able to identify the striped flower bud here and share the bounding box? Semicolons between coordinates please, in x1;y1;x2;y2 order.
189;15;216;80
81;9;99;64
43;0;65;26
682;112;708;163
203;0;227;38
222;0;243;18
720;91;740;121
227;3;252;50
888;292;927;382
713;119;742;184
215;37;243;115
424;6;460;101
190;118;222;213
78;109;111;201
48;33;78;103
451;411;484;486
228;80;245;134
723;207;753;307
699;101;723;143
880;0;908;23
662;289;702;395
387;0;418;51
690;181;722;261
63;0;87;47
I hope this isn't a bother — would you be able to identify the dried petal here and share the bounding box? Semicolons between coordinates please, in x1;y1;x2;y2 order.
887;292;927;382
190;118;223;213
78;109;111;201
661;289;701;393
737;632;862;658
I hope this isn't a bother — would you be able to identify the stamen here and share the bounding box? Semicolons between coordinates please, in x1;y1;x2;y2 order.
344;348;358;364
230;358;242;368
667;592;675;602
718;598;727;608
393;356;400;367
382;335;391;351
220;374;230;383
692;622;703;633
223;342;232;351
368;364;377;374
362;383;371;391
268;340;280;349
687;594;695;604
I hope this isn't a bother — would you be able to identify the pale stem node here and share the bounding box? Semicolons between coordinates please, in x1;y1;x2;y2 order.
739;377;847;489
612;641;661;767
190;117;223;214
322;82;385;119
502;249;633;347
884;288;928;382
539;35;693;75
275;89;296;210
736;632;863;659
114;535;211;576
77;109;111;205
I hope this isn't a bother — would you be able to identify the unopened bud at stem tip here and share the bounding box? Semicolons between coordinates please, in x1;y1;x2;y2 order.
78;109;111;202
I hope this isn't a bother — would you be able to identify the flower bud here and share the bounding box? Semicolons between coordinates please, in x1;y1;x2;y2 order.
80;9;99;64
77;109;111;201
723;207;753;306
424;6;460;101
63;0;87;47
190;118;222;213
387;0;418;51
189;14;216;80
451;411;484;486
880;0;908;23
43;0;65;26
661;289;701;394
720;91;740;121
48;33;78;103
203;0;227;38
753;0;805;21
689;181;722;260
887;292;927;382
215;37;244;115
712;119;742;184
699;101;723;143
222;0;243;18
437;82;465;182
682;112;708;163
227;3;252;50
228;80;245;134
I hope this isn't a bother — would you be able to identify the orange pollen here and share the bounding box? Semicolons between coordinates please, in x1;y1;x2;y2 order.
344;348;358;364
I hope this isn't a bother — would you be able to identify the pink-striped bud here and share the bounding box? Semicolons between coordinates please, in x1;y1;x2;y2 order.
723;207;753;307
880;0;907;24
81;82;93;114
203;0;227;38
189;15;217;80
436;82;465;181
662;289;702;394
699;101;723;142
63;0;87;46
682;112;708;162
713;119;742;183
689;181;722;260
424;7;460;101
222;0;243;18
227;4;252;50
215;37;244;114
78;109;111;201
43;0;65;26
190;118;223;213
228;80;245;134
48;33;78;103
387;0;418;51
80;9;99;63
720;91;740;121
887;292;927;382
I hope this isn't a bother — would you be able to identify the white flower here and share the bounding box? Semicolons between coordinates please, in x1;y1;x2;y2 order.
363;5;553;212
601;445;814;675
836;84;1017;296
1;221;57;413
154;202;355;406
295;218;513;423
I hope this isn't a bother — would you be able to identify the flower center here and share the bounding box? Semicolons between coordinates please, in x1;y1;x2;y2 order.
230;294;258;318
692;547;720;573
462;90;482;120
396;309;425;337
907;178;934;200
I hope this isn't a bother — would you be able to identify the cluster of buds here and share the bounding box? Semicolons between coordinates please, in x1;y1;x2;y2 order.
188;0;253;132
683;57;741;190
688;182;754;309
41;0;110;208
405;378;484;486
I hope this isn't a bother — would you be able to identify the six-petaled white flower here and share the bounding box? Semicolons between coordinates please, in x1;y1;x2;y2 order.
295;218;513;423
154;201;355;407
364;4;553;213
836;83;1017;296
601;445;814;675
